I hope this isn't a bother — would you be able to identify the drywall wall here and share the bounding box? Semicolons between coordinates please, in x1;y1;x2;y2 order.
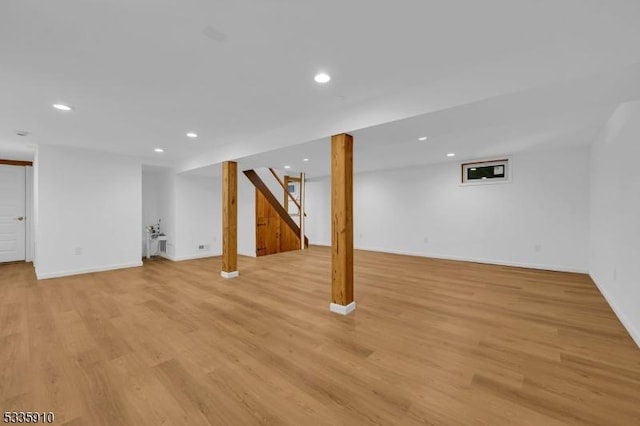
590;101;640;347
142;169;164;257
142;167;254;261
173;174;222;260
305;178;330;245
25;166;34;262
305;146;590;272
238;170;256;257
33;149;39;268
35;145;142;279
156;170;177;259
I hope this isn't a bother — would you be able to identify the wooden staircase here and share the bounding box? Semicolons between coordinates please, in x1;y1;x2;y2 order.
243;169;309;256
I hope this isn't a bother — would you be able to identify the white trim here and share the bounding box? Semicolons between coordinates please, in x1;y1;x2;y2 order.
589;273;640;349
25;166;34;262
459;178;512;187
310;243;586;273
238;250;257;258
221;270;239;279
160;251;221;261
162;251;254;261
330;301;356;315
356;246;588;274
36;261;143;280
310;242;331;247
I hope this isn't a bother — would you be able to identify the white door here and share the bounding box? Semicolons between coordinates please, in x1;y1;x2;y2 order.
0;165;26;263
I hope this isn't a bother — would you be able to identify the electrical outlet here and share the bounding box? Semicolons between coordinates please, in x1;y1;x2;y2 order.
534;244;541;253
198;245;205;250
74;247;82;255
423;237;429;244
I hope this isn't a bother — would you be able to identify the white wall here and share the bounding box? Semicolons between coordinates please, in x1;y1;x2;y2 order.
25;166;34;262
33;149;39;268
305;177;330;245
590;101;640;347
142;167;254;261
306;146;590;273
157;170;177;258
141;170;163;257
173;174;221;260
238;170;256;257
35;145;142;279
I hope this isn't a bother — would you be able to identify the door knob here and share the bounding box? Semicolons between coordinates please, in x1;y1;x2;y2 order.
16;217;24;221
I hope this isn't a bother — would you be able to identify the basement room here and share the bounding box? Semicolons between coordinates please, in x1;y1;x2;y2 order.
1;1;639;425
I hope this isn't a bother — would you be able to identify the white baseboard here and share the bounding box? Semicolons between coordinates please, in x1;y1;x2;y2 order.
238;251;257;258
352;245;588;274
310;242;331;247
310;243;586;273
162;251;254;261
36;261;143;280
161;251;221;262
589;273;640;349
330;301;356;315
221;271;239;279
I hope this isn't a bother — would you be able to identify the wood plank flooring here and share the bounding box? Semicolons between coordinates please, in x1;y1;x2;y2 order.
1;246;639;425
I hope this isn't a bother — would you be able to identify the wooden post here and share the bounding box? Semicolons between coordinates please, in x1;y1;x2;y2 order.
300;172;305;250
221;161;238;278
330;133;355;314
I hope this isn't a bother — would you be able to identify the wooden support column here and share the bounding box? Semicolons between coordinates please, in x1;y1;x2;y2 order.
330;133;355;314
300;172;305;250
221;161;238;278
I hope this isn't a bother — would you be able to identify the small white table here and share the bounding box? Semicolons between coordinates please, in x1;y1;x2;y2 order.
145;234;167;259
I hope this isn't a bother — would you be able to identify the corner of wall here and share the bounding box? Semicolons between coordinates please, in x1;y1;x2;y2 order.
588;100;640;349
589;273;640;348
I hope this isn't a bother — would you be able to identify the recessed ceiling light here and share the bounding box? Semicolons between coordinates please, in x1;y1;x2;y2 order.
53;103;73;111
284;165;291;169
418;136;428;141
186;132;198;138
303;158;309;162
154;148;164;153
314;73;331;83
447;153;456;157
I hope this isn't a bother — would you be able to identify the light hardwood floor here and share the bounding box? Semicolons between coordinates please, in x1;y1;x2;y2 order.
1;247;639;425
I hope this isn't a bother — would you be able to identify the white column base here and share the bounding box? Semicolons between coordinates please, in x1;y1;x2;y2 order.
221;271;239;279
330;301;356;315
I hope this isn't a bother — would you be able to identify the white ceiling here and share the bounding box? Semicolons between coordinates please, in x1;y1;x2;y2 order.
190;64;638;178
2;1;640;167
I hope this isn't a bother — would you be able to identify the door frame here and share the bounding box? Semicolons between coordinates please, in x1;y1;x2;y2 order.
0;160;34;263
